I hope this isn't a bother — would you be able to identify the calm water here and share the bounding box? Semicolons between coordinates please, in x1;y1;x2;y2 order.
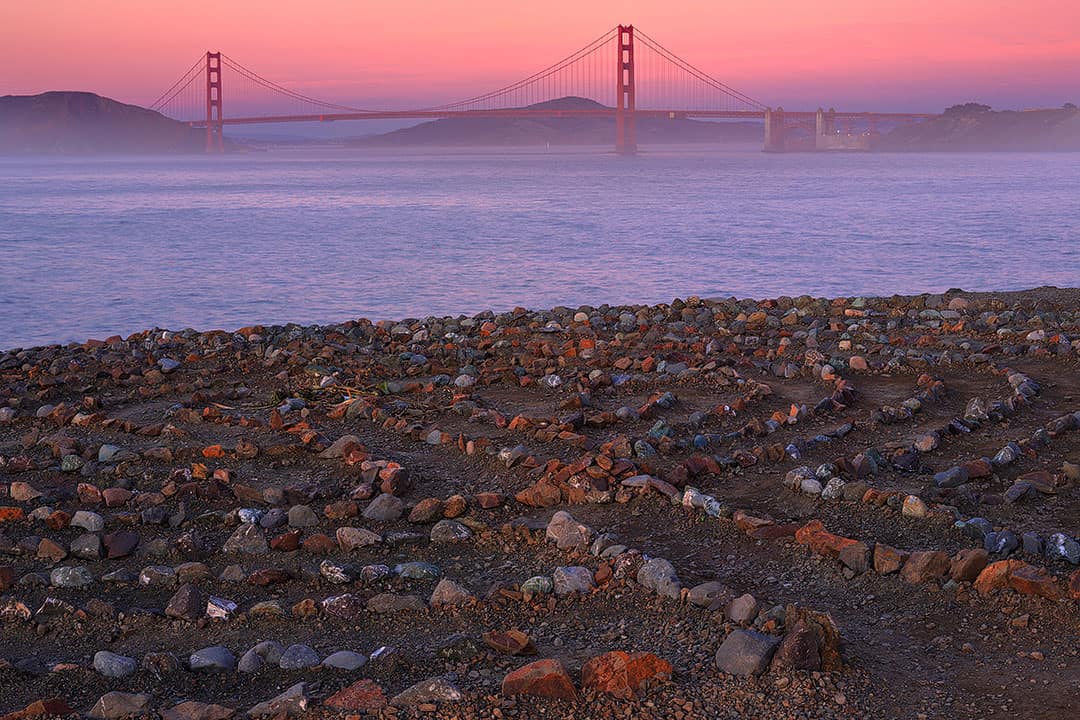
1;147;1078;349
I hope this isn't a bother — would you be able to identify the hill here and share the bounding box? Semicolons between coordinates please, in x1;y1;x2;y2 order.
0;91;205;154
879;103;1080;151
349;96;762;147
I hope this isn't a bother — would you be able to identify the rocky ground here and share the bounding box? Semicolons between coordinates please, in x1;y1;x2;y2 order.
1;288;1079;720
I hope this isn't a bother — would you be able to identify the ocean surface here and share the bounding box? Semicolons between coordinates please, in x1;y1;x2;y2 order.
1;146;1078;349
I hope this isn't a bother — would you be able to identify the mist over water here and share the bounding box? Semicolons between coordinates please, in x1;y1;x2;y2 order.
1;146;1077;349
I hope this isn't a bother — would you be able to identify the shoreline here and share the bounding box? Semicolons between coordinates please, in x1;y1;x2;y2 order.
1;284;1078;718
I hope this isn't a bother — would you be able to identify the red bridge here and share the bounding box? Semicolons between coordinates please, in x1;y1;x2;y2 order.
150;25;937;154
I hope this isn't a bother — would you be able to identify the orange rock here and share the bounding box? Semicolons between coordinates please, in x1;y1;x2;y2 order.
482;629;537;656
873;544;908;574
515;482;562;508
1069;569;1080;601
795;520;858;559
202;444;225;459
501;659;577;701
950;548;989;582
581;651;672;699
0;698;74;720
973;559;1025;595
0;507;26;523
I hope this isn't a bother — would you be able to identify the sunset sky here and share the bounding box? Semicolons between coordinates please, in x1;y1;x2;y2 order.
4;0;1079;113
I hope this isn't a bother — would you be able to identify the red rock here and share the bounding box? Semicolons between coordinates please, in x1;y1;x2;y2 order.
581;651;672;699
795;520;858;559
301;533;335;554
443;495;467;518
408;498;444;523
515;482;562;508
747;523;800;540
950;548;989;582
247;568;291;586
900;551;950;584
965;459;993;479
269;530;301;552
1068;569;1080;601
160;700;236;720
0;698;74;720
482;629;537;656
324;679;388;711
36;538;67;562
873;543;908;574
475;491;505;509
102;487;133;507
77;483;102;504
44;510;70;531
501;659;577;701
323;500;358;520
732;510;774;532
1007;563;1062;600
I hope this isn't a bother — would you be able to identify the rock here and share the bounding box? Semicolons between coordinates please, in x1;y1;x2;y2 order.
838;541;870;573
636;557;681;599
102;531;138;559
795;520;857;558
363;494;405;522
901;495;929;518
190;646;236;672
501;659;577;701
93;651;137;678
901;551;951;584
324;679;387;712
367;593;426;613
89;692;152;719
408;498;444;523
482;629;536;656
545;510;594;550
247;683;309;716
727;593;759;624
429;578;474;607
165;583;205;621
429;519;472;543
222;525;267;555
161;701;235;720
552;566;595;596
934;466;969;488
50;565;93;588
322;651;368;671
336;526;381;551
873;544;908;574
687;581;733;608
278;644;320;670
770;620;822;671
950;548;989;581
985;530;1020;555
70;510;104;532
520;576;554;597
581;651;672;698
390;677;463;707
287;505;319;527
1046;533;1080;564
394;561;441;580
714;629;781;676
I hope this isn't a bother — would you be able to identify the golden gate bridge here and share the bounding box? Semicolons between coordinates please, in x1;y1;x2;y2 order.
149;25;937;154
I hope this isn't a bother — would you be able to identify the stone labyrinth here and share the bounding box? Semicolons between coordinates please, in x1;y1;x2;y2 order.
0;289;1078;720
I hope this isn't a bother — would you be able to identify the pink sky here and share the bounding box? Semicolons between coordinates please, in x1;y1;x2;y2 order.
4;0;1079;112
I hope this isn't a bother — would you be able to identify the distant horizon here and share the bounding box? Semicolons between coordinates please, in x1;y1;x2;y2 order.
4;1;1079;116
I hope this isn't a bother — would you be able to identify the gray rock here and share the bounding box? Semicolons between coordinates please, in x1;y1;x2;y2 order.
934;466;968;488
727;593;759;624
278;644;320;670
1022;532;1044;556
394;561;441;580
363;494;405;522
985;530;1019;555
70;534;103;561
287;505;319;528
222;524;268;555
51;565;94;588
322;650;368;671
367;593;426;613
190;645;236;672
552;566;595;596
429;520;473;544
520;576;554;596
89;691;151;720
390;677;463;707
248;683;309;716
238;649;265;674
70;510;105;532
1046;533;1080;564
714;629;781;676
545;510;594;550
688;581;733;608
336;526;381;551
636;557;681;599
93;651;137;678
319;559;359;584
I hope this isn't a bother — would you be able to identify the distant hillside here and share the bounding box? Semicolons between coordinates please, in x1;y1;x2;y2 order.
349;96;762;147
879;103;1080;151
0;91;205;154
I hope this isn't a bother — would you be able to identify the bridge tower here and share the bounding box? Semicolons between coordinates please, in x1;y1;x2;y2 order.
763;107;787;152
615;25;637;154
205;51;224;153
